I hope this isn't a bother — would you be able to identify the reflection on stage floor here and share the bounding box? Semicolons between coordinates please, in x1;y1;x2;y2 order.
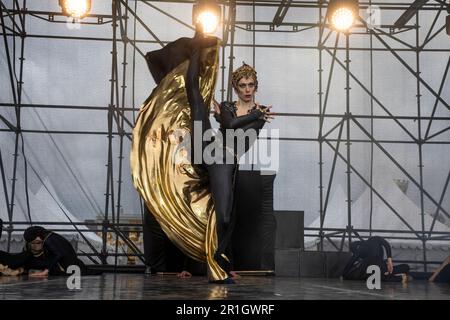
0;273;449;300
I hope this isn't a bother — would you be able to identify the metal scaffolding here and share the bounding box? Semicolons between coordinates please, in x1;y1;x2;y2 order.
0;0;449;271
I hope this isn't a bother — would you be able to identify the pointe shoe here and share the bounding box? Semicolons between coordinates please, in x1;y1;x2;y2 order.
209;277;235;284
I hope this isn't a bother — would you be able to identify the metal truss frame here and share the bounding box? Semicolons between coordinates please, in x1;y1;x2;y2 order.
0;0;449;271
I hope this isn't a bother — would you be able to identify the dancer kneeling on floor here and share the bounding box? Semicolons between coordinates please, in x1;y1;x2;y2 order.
22;226;89;277
342;236;410;282
0;220;90;277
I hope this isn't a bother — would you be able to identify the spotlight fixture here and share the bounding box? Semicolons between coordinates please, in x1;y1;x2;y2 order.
326;0;359;32
192;0;221;35
59;0;92;19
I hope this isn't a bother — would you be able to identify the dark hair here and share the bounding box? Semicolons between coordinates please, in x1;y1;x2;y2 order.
23;226;48;242
350;240;363;255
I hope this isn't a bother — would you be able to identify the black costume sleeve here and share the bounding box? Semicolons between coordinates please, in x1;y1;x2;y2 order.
219;102;263;129
43;234;64;271
214;110;265;132
350;241;361;255
371;236;392;258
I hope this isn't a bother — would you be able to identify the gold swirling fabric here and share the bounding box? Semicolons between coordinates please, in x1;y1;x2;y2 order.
130;44;227;281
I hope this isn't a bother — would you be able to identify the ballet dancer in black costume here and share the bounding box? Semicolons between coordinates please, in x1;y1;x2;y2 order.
145;31;274;283
342;236;410;282
185;37;274;282
0;220;88;277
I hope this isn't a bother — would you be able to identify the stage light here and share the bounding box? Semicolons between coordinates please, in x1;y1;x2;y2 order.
59;0;92;19
331;7;355;31
326;0;359;32
196;11;219;34
192;0;221;34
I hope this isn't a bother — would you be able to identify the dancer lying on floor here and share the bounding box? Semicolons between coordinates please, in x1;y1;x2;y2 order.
0;222;89;277
342;236;410;282
21;226;89;277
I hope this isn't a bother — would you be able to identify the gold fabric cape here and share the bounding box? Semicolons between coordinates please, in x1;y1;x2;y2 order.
130;43;227;281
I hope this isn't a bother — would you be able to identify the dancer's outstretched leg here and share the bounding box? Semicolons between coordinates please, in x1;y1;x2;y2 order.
207;163;235;273
185;43;212;159
185;37;236;283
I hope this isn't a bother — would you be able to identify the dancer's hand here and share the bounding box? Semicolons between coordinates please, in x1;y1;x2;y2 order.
29;269;49;277
256;104;275;123
386;258;393;274
177;270;192;278
212;99;221;114
0;265;24;276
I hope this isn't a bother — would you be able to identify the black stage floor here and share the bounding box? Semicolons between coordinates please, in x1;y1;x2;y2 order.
0;273;449;300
